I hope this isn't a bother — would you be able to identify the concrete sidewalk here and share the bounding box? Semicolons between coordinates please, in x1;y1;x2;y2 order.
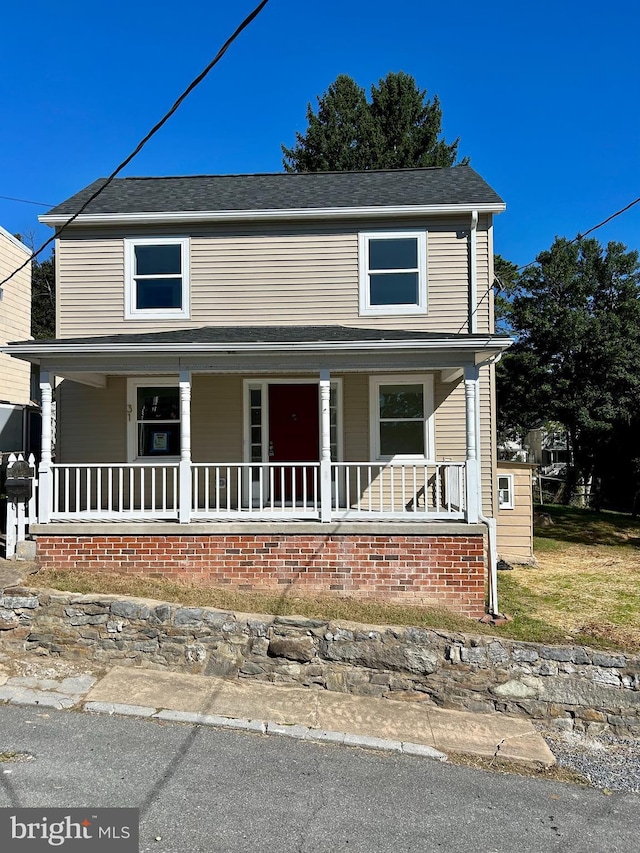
0;652;555;766
82;666;555;767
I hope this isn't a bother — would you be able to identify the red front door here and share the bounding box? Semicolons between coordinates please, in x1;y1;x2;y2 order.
268;384;319;502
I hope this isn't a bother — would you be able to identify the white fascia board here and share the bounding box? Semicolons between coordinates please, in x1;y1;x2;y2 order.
3;336;514;359
0;225;32;256
38;202;506;227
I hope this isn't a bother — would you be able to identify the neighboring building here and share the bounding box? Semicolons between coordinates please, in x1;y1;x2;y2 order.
0;226;35;452
496;460;536;563
5;166;515;617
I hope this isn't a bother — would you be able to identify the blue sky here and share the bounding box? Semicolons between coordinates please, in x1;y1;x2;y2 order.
1;0;638;267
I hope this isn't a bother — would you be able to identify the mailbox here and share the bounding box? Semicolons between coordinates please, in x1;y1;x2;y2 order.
5;477;33;502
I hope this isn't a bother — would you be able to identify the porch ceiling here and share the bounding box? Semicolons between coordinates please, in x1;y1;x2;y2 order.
5;325;512;380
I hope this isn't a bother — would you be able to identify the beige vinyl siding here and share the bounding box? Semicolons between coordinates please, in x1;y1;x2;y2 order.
0;232;31;406
342;374;369;461
475;217;491;334
496;463;535;561
57;377;127;463
57;238;126;339
192;376;243;462
56;215;492;337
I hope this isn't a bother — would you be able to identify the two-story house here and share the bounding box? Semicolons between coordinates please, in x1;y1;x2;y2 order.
5;166;513;617
0;226;34;453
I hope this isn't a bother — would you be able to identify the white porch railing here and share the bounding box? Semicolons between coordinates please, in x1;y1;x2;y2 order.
192;463;320;519
42;461;467;522
331;462;465;520
50;463;179;520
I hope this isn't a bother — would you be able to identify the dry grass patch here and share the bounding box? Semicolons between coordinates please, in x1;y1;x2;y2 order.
29;506;640;653
32;568;484;634
505;544;640;651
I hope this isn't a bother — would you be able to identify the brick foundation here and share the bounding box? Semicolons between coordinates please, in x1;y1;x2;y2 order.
34;533;487;617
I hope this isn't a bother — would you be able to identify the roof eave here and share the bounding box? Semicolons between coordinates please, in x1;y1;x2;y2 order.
3;336;514;360
39;202;506;227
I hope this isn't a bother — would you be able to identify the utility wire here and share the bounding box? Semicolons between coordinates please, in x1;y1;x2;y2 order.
0;194;55;207
0;0;271;288
516;195;640;272
456;193;640;336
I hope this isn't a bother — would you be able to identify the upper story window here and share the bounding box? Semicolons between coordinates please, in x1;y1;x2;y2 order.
359;231;427;316
125;238;190;319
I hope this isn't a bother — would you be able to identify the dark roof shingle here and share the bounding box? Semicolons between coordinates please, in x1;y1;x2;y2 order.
45;166;503;217
19;326;510;347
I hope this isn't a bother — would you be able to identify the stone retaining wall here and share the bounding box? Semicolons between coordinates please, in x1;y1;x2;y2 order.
34;532;486;617
1;586;638;735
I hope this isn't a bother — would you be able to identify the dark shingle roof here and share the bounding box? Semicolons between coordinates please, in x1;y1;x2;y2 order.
45;166;503;217
19;326;510;348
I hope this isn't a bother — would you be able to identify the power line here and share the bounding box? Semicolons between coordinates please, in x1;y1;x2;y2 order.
0;194;55;207
0;0;271;288
456;194;640;336
516;195;640;272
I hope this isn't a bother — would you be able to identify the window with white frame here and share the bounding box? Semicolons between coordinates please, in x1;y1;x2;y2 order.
125;238;190;319
498;474;514;509
359;231;427;315
370;376;434;460
128;380;180;460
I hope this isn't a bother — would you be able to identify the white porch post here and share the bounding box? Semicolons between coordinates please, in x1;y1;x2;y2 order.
178;369;192;523
39;370;52;523
319;370;332;522
464;364;480;523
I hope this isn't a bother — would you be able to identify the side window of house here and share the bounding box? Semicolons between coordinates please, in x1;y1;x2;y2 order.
125;238;190;319
134;385;180;458
359;231;427;316
370;376;433;460
498;474;514;509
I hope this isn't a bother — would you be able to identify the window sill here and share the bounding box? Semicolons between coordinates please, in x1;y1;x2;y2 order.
360;305;427;317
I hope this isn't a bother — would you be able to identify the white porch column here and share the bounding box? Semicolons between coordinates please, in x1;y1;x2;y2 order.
178;369;192;523
464;364;480;523
39;370;52;523
319;369;332;522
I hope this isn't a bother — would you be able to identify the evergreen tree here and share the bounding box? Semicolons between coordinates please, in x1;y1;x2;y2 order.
282;72;463;172
497;237;640;505
31;253;56;339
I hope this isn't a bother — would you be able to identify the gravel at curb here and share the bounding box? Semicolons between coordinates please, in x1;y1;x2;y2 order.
538;726;640;793
84;702;449;762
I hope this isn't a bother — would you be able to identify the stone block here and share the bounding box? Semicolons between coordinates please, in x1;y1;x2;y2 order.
492;679;539;699
592;652;627;668
268;636;316;662
460;647;487;664
173;607;204;626
0;595;39;610
540;646;573;662
15;540;37;561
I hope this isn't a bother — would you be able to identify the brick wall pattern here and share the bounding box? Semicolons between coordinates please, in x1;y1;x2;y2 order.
35;533;486;617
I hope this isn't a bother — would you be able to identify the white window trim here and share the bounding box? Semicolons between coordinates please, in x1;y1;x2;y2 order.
358;230;427;316
126;377;181;462
369;374;435;462
498;473;515;510
124;237;190;320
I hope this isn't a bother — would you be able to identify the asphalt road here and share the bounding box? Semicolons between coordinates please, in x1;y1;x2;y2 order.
0;705;637;853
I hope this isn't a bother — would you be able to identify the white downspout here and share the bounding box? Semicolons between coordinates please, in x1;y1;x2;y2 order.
469;210;478;334
474;375;499;615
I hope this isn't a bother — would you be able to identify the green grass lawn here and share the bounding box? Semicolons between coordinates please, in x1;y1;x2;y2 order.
32;504;640;653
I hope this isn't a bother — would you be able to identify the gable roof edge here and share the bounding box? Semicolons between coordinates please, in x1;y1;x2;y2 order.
39;201;505;227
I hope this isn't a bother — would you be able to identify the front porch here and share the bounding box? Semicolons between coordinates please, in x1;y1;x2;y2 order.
10;325;511;616
43;459;467;523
